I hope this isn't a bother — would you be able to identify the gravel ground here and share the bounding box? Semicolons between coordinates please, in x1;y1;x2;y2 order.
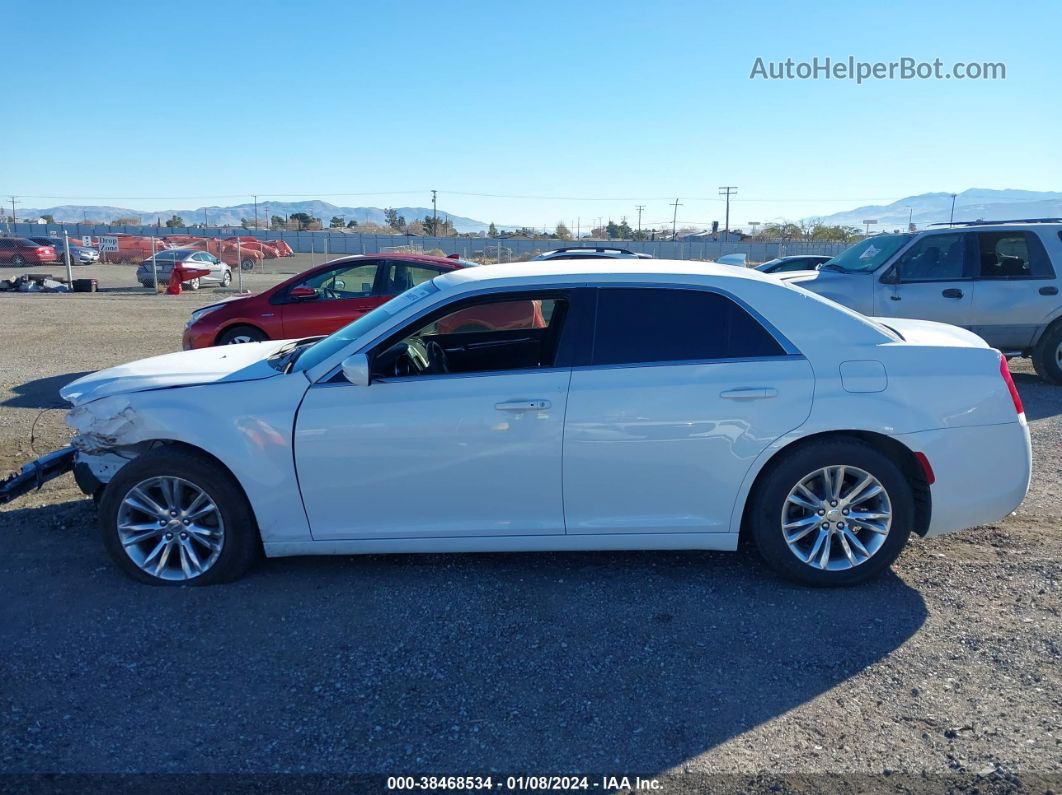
0;274;1059;789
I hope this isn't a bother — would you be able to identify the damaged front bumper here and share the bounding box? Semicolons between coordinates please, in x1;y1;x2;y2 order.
0;447;76;505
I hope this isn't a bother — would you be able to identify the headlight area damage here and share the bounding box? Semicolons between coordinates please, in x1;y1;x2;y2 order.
1;396;149;505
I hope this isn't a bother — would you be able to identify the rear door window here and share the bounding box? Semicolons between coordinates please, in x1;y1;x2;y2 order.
383;263;446;294
977;231;1054;278
591;288;786;366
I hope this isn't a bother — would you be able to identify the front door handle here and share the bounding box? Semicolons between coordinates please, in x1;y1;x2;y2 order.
1040;286;1058;296
942;288;964;299
720;388;778;400
495;400;551;411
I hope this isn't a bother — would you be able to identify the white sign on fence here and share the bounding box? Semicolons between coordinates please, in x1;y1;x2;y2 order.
99;235;119;252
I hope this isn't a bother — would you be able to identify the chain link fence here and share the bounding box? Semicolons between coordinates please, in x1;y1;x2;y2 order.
5;220;850;273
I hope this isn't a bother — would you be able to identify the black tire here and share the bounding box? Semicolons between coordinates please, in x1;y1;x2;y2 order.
1032;323;1062;385
748;438;914;587
184;277;201;291
240;258;255;271
97;447;260;586
221;269;232;287
12;254;25;266
217;324;267;345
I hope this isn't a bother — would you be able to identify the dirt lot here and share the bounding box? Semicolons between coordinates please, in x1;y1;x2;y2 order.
0;266;1059;788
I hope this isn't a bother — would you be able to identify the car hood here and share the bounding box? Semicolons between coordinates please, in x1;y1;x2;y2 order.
777;269;823;282
60;341;291;406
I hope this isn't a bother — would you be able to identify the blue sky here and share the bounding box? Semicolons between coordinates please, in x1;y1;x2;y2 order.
6;0;1061;230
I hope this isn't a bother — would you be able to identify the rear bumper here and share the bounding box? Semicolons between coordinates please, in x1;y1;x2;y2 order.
899;420;1031;538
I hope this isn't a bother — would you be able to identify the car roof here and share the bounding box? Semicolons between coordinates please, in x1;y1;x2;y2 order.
435;258;772;289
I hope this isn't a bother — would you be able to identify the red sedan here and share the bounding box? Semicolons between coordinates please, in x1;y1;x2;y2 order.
182;253;477;349
0;237;57;265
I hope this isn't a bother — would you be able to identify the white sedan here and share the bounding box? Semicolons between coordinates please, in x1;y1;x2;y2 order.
58;260;1032;586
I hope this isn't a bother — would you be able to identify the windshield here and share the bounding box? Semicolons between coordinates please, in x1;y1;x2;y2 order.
821;234;913;273
294;280;442;372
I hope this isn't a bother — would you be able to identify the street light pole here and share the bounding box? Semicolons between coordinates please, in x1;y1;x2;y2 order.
949;194;957;225
431;189;438;236
253;195;258;230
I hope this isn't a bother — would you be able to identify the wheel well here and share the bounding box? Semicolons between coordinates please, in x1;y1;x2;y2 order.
214;322;265;345
1032;314;1062;349
142;440;263;547
741;430;932;539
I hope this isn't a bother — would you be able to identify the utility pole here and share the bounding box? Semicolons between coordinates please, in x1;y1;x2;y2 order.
203;208;208;228
635;205;645;236
949;193;957;225
253;195;258;230
431;189;438;236
670;198;683;240
8;196;17;233
718;186;737;240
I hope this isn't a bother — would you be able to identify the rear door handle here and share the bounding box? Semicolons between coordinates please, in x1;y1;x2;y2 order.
942;288;964;299
1040;286;1058;296
495;400;551;411
720;388;778;400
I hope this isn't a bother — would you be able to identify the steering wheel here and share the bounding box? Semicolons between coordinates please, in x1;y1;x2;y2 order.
388;341;429;376
424;340;450;374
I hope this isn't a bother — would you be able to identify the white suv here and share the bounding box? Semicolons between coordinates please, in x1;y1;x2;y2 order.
789;220;1062;383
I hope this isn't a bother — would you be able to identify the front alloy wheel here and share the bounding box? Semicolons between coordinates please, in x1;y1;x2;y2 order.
117;476;225;581
99;448;259;585
782;465;892;570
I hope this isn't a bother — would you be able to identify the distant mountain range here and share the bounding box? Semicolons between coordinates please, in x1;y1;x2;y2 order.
19;189;1062;235
19;200;490;234
816;189;1062;230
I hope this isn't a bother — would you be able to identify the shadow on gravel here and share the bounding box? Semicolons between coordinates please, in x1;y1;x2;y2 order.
0;501;929;774
1011;373;1062;421
2;371;90;409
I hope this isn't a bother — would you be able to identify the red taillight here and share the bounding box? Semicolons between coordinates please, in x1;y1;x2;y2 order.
999;352;1024;415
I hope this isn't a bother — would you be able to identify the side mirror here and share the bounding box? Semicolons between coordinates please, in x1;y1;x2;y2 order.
340;353;370;386
289;286;317;301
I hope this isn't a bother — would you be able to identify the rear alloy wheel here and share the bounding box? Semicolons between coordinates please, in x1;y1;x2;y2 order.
1032;323;1062;385
185;277;201;290
749;439;914;586
240;259;255;271
217;325;267;345
12;254;25;266
98;448;259;585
